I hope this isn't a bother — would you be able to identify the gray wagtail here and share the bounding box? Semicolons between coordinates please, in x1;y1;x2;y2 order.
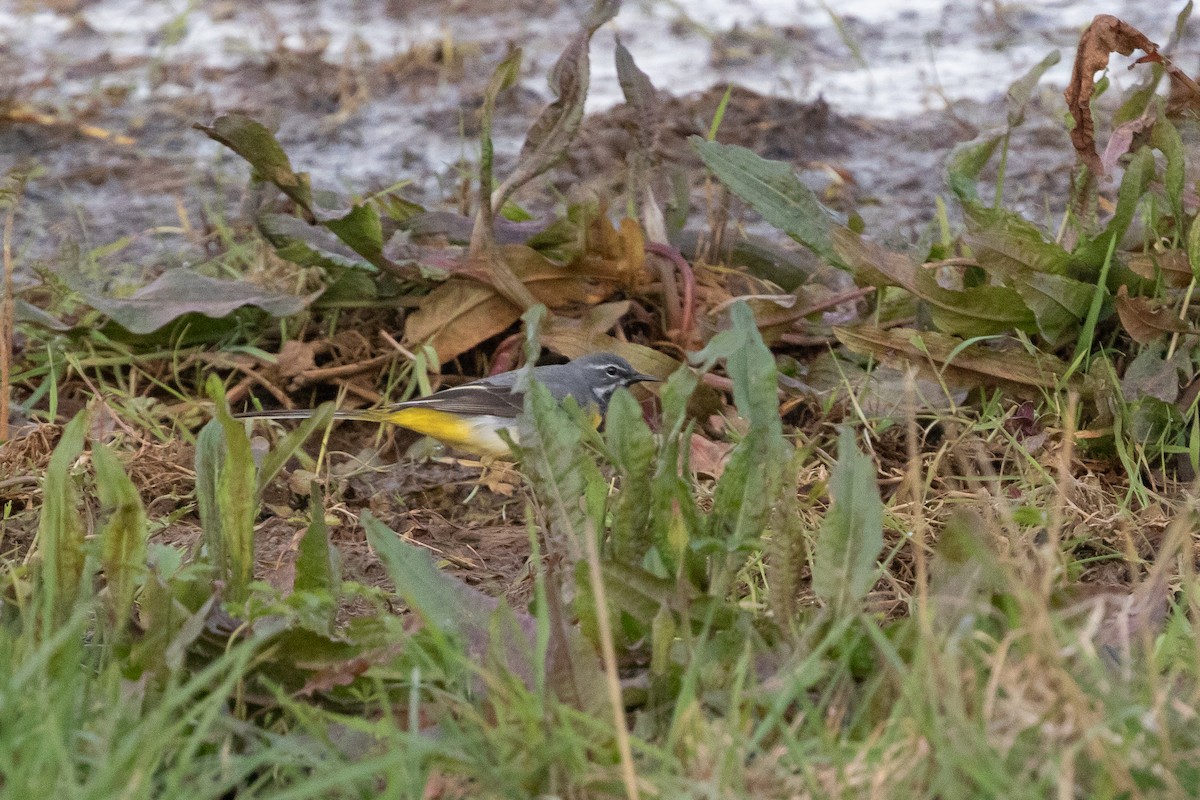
234;352;658;458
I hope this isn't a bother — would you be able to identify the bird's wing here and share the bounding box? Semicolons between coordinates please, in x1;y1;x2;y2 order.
391;376;525;418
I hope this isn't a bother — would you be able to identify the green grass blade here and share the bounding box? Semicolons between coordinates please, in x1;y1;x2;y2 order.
255;401;335;495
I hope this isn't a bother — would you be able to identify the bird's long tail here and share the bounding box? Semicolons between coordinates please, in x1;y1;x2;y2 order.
233;407;394;423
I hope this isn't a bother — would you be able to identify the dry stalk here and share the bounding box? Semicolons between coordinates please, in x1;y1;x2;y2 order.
1;190;17;442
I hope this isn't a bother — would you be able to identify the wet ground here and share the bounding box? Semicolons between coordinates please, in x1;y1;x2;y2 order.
2;0;1190;276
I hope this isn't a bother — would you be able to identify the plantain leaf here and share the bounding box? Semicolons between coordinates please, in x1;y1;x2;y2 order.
647;366;700;573
519;381;609;561
604;389;657;565
197;376;257;603
833;325;1083;397
491;0;620;211
36;411;88;627
322;203;386;267
258;213;375;272
363;511;540;695
693;303;791;549
195;114;314;213
1074;146;1154;266
691;137;842;269
812;428;883;617
1152;104;1186;222
834;228;1037;336
295;487;339;599
93;443;149;636
362;511;494;643
946;133;1003;205
66;269;319;335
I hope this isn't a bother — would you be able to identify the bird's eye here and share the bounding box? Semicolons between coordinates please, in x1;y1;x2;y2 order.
606;366;621;378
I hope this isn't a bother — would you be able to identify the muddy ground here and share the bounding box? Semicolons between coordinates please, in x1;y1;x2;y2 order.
4;0;1184;269
1;0;1192;595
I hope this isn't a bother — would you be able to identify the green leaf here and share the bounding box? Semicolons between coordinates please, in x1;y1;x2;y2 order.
519;381;609;561
604;389;656;564
197;376;257;602
477;46;524;219
322;203;386;266
1005;50;1061;128
295;488;339;597
767;448;809;625
36;411;88;627
947;52;1058;206
834;228;1037;336
691;138;842;268
1152;105;1186;223
647;366;700;572
198;114;400;275
317;269;381;306
812;428;884;617
1074;146;1155;266
93;443;149;635
599;560;723;629
195;114;314;213
1009;271;1097;344
258;213;375;272
194;419;223;575
946;133;1003;205
965;224;1095;343
65;268;319;335
964;213;1073;276
1188;215;1200;280
362;512;503;652
694;303;791;548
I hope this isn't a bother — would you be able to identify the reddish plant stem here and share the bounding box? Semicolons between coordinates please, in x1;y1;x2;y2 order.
645;242;695;346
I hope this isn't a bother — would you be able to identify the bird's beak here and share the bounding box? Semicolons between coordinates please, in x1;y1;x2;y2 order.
631;371;661;384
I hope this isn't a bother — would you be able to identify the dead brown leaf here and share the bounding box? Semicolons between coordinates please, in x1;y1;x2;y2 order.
406;221;648;363
586;214;647;286
1114;284;1194;344
1100;108;1156;176
1065;15;1162;176
541;319;678;381
276;339;320;380
297;648;402;697
1127;249;1192;288
833;326;1084;398
689;433;732;478
1089;522;1185;668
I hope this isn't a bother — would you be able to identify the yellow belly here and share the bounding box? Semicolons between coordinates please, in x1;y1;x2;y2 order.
382;407;516;458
